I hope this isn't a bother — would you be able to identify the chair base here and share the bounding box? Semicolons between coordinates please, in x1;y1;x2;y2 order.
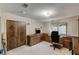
51;43;63;50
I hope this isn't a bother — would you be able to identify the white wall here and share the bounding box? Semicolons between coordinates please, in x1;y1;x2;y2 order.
0;11;44;49
43;16;79;36
61;17;78;36
42;22;51;35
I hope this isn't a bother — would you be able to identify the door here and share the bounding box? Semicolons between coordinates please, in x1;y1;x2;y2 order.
7;20;26;51
17;22;26;47
7;20;17;51
19;22;26;46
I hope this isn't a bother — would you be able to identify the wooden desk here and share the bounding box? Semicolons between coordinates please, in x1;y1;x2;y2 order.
60;37;72;50
27;33;51;46
74;44;79;55
41;33;51;42
61;36;79;55
70;36;79;55
27;34;41;46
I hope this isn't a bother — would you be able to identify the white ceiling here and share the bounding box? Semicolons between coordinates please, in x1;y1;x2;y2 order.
0;3;79;21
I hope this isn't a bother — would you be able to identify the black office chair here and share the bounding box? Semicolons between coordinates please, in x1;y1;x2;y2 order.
51;31;59;43
50;31;63;50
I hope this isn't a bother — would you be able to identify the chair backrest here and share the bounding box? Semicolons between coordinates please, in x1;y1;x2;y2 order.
51;31;59;43
51;31;59;36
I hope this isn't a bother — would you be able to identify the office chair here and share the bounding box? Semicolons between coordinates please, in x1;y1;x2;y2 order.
50;31;63;50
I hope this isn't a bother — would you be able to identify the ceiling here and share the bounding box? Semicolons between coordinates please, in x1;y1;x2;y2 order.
0;3;79;21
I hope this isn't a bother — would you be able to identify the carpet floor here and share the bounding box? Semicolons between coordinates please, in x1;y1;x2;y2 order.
7;41;71;55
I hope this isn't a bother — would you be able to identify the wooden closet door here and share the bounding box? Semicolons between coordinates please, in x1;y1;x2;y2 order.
7;20;26;51
7;20;17;51
19;22;26;46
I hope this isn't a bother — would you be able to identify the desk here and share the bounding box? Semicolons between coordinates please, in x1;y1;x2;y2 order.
69;36;79;55
41;33;51;42
27;33;51;46
27;34;41;46
60;37;72;50
61;36;79;55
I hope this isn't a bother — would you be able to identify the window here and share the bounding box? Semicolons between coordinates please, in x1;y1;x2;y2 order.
51;23;67;35
52;26;58;31
59;25;66;35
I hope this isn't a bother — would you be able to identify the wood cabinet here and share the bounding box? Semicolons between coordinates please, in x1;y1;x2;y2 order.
73;37;79;55
60;37;72;50
7;20;26;51
74;44;79;55
27;34;41;46
41;33;51;42
27;33;51;46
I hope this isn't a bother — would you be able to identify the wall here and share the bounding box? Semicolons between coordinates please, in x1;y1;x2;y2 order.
0;11;44;49
43;16;79;36
42;22;51;35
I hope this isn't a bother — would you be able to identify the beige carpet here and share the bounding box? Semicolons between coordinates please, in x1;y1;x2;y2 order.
7;41;71;55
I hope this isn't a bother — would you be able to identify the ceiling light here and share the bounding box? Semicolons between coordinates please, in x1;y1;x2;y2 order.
43;11;52;17
41;10;56;17
22;11;26;14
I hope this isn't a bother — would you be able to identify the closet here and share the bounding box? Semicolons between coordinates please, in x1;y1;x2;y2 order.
7;20;26;51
